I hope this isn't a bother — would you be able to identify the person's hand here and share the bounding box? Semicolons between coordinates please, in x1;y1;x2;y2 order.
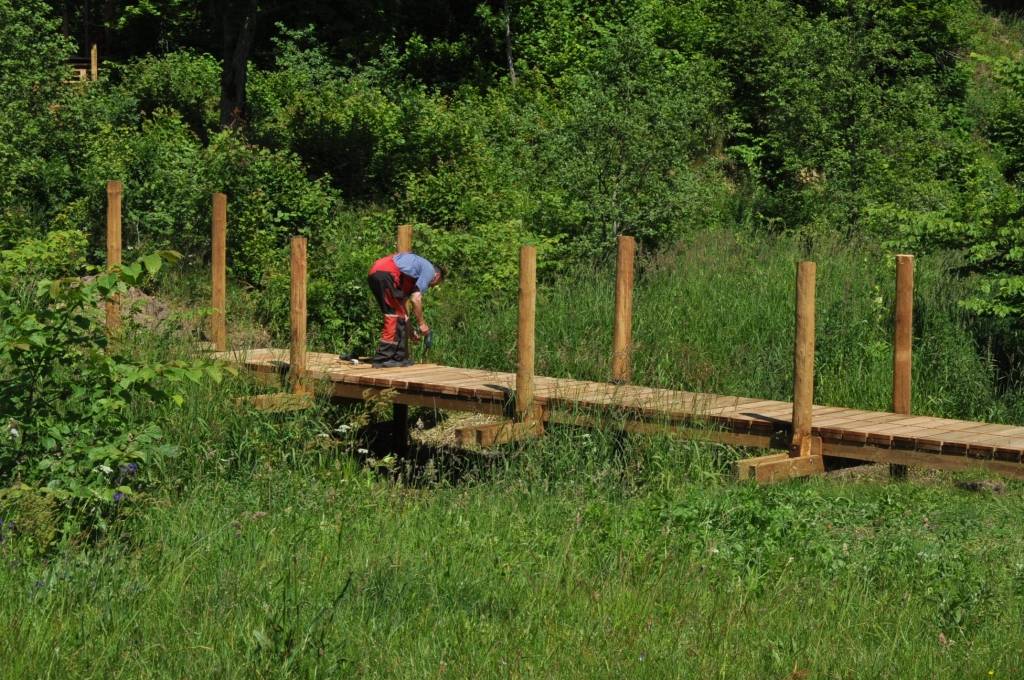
419;322;430;335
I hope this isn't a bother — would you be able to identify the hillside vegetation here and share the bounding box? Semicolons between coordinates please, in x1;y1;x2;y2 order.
3;1;1024;677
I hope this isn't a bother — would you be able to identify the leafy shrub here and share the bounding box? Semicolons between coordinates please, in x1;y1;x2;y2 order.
0;0;74;243
401;22;731;260
202;131;339;285
114;51;221;139
0;253;223;529
249;35;475;201
0;230;88;285
57;108;207;259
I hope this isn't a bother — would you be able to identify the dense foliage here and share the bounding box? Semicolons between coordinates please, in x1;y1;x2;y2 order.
5;5;1024;672
0;253;221;535
2;0;1024;510
0;1;1019;323
0;2;1017;311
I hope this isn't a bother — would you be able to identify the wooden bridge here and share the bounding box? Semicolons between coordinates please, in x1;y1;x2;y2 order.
217;348;1024;482
97;183;1024;483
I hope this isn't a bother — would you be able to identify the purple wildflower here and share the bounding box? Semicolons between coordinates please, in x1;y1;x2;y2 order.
119;462;139;477
113;492;125;503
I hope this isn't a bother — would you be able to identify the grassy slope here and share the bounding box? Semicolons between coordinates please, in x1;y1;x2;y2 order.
4;231;1024;678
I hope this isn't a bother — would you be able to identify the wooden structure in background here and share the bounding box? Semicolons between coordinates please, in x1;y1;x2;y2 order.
68;45;100;82
105;180;122;334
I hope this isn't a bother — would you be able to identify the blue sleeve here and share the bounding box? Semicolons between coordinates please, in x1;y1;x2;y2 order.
393;253;437;295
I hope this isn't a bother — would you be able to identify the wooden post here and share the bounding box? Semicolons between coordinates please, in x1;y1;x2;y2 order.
891;254;914;479
392;225;411;453
397;224;413;253
516;245;537;421
289;236;309;395
105;180;122;334
791;261;816;456
90;44;98;81
611;235;636;383
210;193;228;351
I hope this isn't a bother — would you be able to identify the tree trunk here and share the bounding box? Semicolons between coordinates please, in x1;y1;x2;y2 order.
504;0;517;86
83;0;91;56
103;0;115;54
219;0;259;129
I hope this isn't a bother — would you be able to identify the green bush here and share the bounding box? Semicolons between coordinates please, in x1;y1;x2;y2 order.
114;51;221;138
202;131;339;285
0;0;73;243
0;253;221;528
0;230;88;285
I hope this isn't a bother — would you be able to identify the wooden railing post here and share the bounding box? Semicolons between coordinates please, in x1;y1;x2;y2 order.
211;193;228;351
791;261;817;456
611;235;636;384
393;223;413;453
105;180;123;335
289;236;309;395
516;245;537;422
891;254;914;478
90;44;98;81
397;224;413;253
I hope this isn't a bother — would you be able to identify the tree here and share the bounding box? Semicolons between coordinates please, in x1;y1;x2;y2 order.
0;0;74;243
115;0;265;128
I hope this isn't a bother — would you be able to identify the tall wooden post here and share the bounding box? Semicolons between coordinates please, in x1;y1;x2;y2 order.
397;224;413;253
90;44;98;81
891;254;914;478
393;223;412;453
791;261;816;456
611;235;636;384
289;236;309;395
516;245;537;422
105;180;123;335
210;193;228;351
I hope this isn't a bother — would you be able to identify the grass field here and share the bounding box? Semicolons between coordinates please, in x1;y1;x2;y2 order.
3;232;1024;678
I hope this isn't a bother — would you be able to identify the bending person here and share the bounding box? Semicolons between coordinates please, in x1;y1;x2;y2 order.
366;251;444;367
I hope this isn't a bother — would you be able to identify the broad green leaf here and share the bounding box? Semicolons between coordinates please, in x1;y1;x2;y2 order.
142;253;163;275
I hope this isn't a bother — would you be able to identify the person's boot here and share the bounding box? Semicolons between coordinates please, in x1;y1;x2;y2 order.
371;341;400;367
392;317;415;367
372;314;404;367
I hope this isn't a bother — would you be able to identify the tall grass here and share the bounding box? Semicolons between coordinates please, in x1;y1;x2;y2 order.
434;231;1019;422
3;233;1024;678
3;468;1023;678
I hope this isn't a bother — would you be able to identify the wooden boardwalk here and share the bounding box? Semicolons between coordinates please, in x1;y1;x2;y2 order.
219;349;1024;479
